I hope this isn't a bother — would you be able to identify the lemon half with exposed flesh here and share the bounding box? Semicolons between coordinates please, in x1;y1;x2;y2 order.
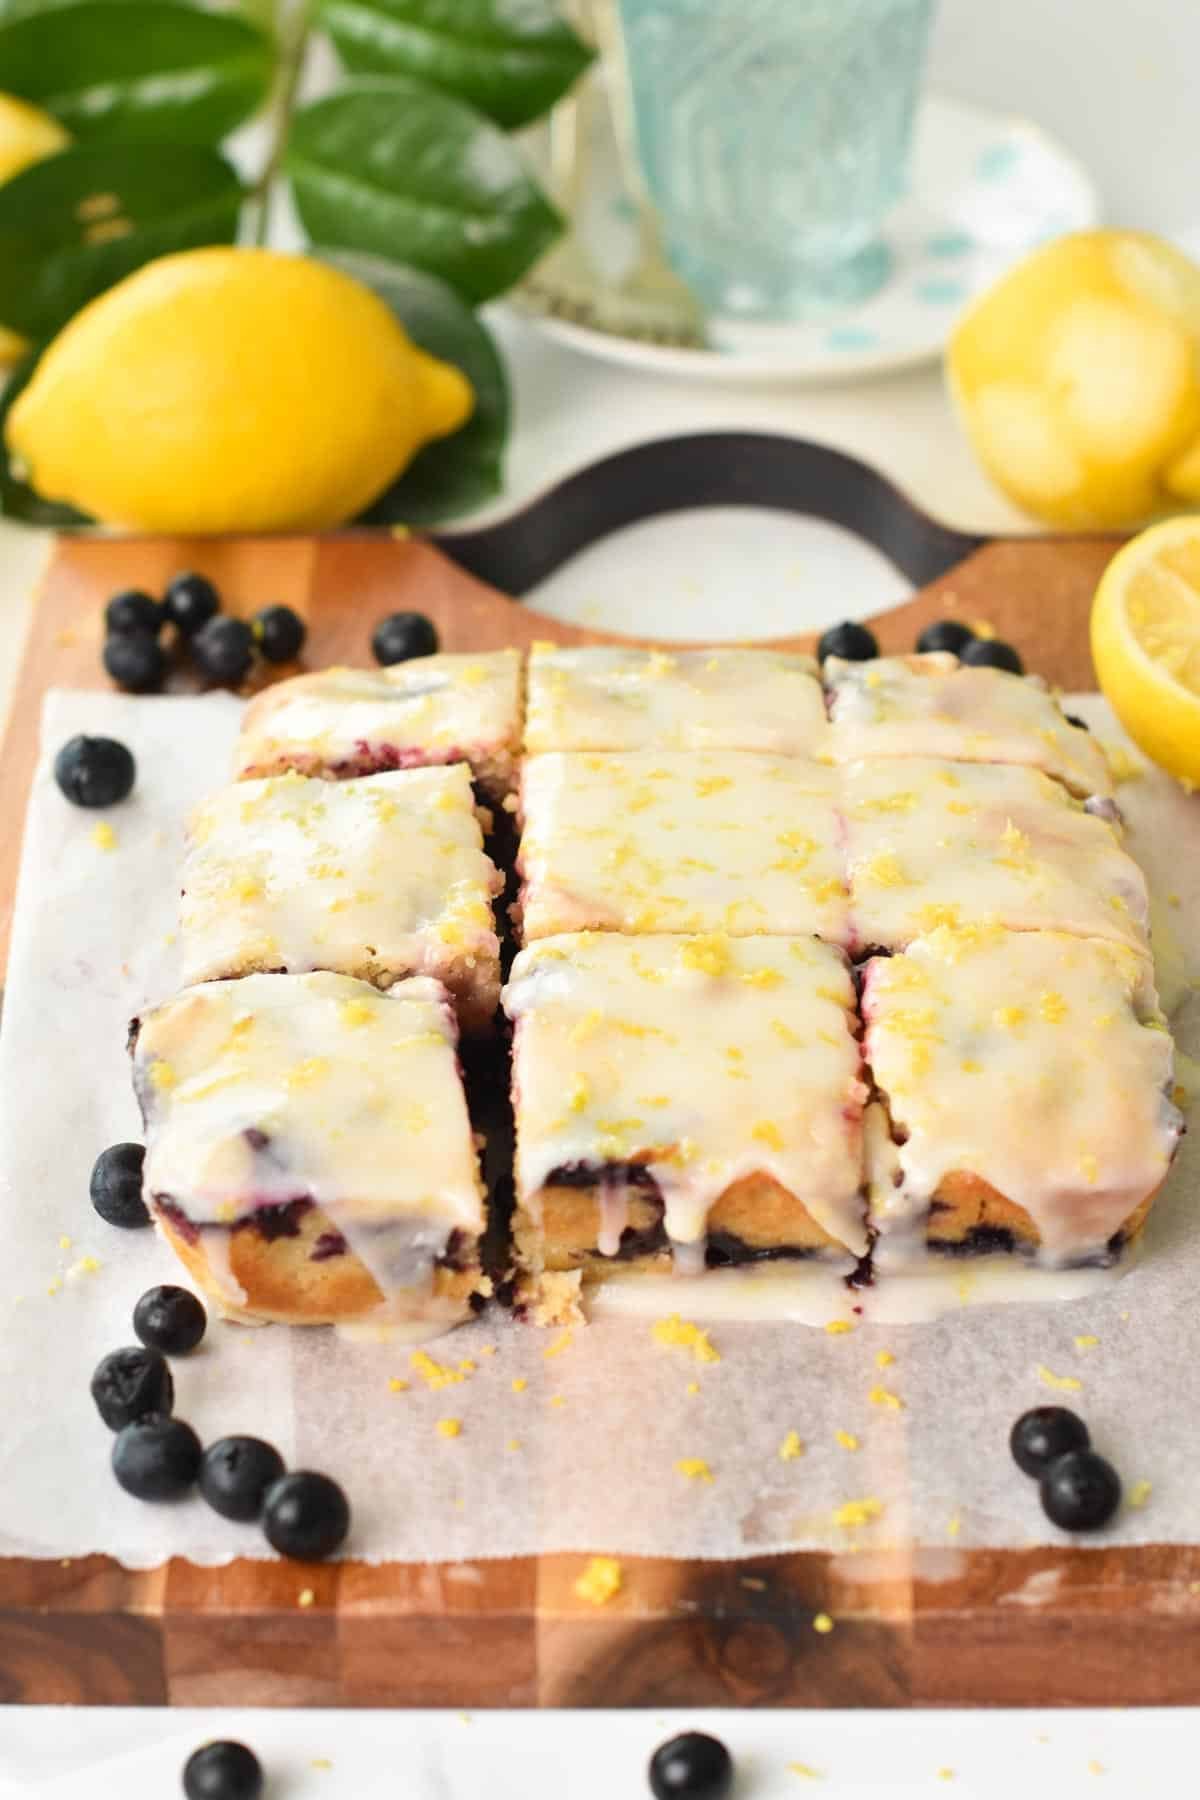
1091;516;1200;786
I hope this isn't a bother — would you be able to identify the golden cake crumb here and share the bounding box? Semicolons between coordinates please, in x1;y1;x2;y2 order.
947;1514;962;1540
543;1329;574;1359
549;1394;566;1408
937;1769;956;1782
824;1319;855;1335
1074;1335;1099;1351
512;1377;528;1393
90;822;117;851
526;1268;585;1327
436;1418;462;1439
310;1759;332;1772
868;1385;904;1411
574;1555;623;1607
787;1762;823;1779
298;1588;315;1608
1129;1479;1152;1508
1088;1761;1106;1776
778;1431;805;1462
652;1313;721;1363
834;1430;860;1452
479;1344;497;1357
875;1350;895;1369
686;1381;700;1396
812;1612;834;1634
833;1497;884;1529
674;1458;714;1483
1037;1364;1083;1393
388;1377;409;1393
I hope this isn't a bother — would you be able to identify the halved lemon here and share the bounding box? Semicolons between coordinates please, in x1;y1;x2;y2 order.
1091;515;1200;785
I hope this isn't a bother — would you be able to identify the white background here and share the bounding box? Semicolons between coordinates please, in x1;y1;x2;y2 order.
3;0;1200;1790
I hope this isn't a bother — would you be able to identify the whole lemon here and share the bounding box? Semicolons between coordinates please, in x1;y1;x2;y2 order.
948;230;1200;529
6;247;475;532
0;92;71;367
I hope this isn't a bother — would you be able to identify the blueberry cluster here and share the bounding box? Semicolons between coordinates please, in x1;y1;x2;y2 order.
101;573;306;695
816;616;1025;675
87;1144;351;1561
1010;1406;1123;1531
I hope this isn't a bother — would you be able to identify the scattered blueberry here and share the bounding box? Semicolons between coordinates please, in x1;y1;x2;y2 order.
133;1284;207;1356
54;734;136;808
112;1412;202;1501
371;610;439;666
182;1740;264;1800
648;1731;734;1800
192;616;255;686
1065;713;1090;732
90;1345;174;1431
252;604;306;664
262;1470;351;1560
104;589;163;637
1010;1406;1090;1477
89;1142;151;1228
816;620;878;663
103;631;167;694
200;1435;286;1522
1040;1448;1122;1532
916;619;974;656
164;572;220;636
960;637;1024;675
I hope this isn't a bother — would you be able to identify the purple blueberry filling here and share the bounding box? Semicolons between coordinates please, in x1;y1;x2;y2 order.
311;1230;348;1262
546;1159;660;1194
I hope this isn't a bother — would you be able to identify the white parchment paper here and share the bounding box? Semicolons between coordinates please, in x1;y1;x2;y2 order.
1;688;1198;1569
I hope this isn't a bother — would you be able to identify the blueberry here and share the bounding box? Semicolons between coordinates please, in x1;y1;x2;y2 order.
816;620;878;663
104;589;162;637
89;1141;150;1228
200;1435;286;1522
90;1345;174;1430
262;1470;350;1560
103;631;166;694
183;1740;263;1800
371;610;439;666
648;1731;734;1800
1010;1406;1090;1477
192;616;255;686
916;619;974;656
252;604;306;664
54;734;136;808
1040;1448;1122;1532
133;1284;207;1356
164;572;220;636
961;637;1024;675
112;1413;201;1501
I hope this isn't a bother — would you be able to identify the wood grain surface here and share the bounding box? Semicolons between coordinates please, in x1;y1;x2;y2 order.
8;526;1193;1711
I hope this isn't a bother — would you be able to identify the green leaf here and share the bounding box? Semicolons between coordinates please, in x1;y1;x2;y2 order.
0;350;91;526
316;248;509;523
317;0;593;130
287;77;562;304
0;143;243;340
0;1;274;145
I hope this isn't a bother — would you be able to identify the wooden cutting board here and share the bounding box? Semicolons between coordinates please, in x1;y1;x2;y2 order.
8;521;1197;1712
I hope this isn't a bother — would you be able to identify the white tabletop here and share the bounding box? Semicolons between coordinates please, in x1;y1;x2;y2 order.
4;0;1200;1788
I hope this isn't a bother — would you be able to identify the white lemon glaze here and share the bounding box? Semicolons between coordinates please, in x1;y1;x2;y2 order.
842;756;1149;953
503;931;868;1256
180;766;502;1024
525;645;828;756
519;749;848;942
825;654;1113;798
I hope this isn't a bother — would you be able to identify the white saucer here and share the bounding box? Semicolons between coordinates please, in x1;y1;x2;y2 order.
518;93;1099;384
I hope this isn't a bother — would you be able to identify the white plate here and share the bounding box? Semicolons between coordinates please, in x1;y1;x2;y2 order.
519;93;1099;383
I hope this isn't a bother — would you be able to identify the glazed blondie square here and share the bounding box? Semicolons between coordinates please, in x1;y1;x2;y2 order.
503;931;868;1291
180;765;503;1031
234;649;522;800
132;971;488;1328
516;750;848;944
525;645;829;757
862;926;1182;1268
